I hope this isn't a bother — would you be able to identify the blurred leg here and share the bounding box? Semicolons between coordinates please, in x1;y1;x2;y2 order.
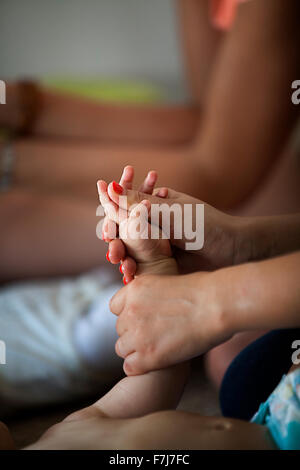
204;330;267;388
0;189;108;281
206;149;300;388
13;138;202;201
0;83;198;145
177;0;223;102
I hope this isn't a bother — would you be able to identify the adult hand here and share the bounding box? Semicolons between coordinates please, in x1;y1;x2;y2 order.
103;179;242;273
98;165;169;282
110;271;232;375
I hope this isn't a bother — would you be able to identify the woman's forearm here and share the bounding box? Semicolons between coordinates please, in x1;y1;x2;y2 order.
213;252;300;334
232;213;300;265
193;0;300;208
14;139;203;199
36;89;199;145
2;83;198;145
0;189;107;281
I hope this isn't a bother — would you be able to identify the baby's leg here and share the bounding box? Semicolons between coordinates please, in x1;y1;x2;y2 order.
77;186;190;418
72;278;189;420
71;275;189;419
90;362;189;419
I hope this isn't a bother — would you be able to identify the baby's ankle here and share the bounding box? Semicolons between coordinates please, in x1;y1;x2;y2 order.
136;257;178;276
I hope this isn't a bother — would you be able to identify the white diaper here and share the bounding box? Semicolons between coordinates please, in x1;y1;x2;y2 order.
0;268;122;414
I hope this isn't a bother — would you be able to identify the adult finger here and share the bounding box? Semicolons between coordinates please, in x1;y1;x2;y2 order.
109;286;127;316
115;333;136;359
107;239;126;264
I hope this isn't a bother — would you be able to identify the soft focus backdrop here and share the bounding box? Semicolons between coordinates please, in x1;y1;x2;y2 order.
0;0;188;101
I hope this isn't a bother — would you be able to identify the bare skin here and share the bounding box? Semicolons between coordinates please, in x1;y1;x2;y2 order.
26;406;275;450
108;252;300;375
0;0;299;399
25;172;283;451
1;0;299;286
0;166;160;282
25;190;286;450
27;362;290;450
27;180;191;449
0;169;189;449
104;176;300;274
0;422;15;450
99;170;300;375
1;83;198;146
1;0;299;207
0;189;107;282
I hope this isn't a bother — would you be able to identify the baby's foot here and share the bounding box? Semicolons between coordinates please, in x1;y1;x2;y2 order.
98;176;177;281
118;198;178;277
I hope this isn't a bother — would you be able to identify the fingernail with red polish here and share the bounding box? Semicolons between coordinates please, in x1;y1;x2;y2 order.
112;181;123;195
106;251;110;262
123;276;129;285
119;264;123;274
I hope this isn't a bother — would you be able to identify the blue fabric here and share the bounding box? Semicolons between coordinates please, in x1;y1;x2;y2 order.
220;329;300;421
251;369;300;450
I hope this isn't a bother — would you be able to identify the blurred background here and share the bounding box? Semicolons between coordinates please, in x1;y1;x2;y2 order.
0;0;189;103
0;0;299;449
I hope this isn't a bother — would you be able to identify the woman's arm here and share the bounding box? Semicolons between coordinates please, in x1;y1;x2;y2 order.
110;252;300;374
106;183;300;270
177;0;223;101
192;0;300;208
1;83;198;145
234;213;300;264
217;251;300;334
0;189;108;282
13;139;202;200
4;1;300;209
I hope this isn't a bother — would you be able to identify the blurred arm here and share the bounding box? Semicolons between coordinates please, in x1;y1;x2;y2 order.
192;0;300;208
2;83;198;146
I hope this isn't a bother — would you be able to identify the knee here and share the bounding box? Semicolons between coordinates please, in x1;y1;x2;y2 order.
205;332;266;389
204;344;232;389
0;422;15;450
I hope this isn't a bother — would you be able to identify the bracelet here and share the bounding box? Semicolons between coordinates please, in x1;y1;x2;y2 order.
0;139;16;192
